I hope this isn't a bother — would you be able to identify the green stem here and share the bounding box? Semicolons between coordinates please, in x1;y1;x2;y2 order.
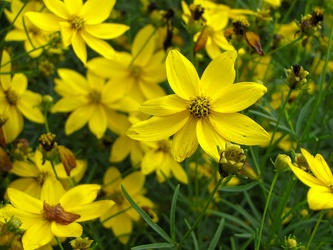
178;176;232;249
50;161;59;180
305;210;325;250
44;111;50;133
267;37;302;56
256;172;280;250
55;236;65;250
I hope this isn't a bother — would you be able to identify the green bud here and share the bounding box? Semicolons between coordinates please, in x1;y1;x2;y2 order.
274;154;291;173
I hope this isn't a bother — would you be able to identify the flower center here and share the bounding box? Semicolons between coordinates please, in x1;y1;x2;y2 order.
5;90;18;105
69;16;84;30
130;65;142;79
187;95;212;119
36;172;48;185
156;140;170;153
88;90;101;104
110;191;125;205
43;201;80;225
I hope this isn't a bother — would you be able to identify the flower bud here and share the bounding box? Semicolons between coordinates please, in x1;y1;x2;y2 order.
58;145;77;176
285;65;309;89
6;216;22;232
38;133;58;162
70;237;94;250
219;143;246;177
274;154;291;173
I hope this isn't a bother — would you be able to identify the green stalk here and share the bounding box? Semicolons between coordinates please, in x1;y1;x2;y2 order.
55;236;65;250
305;210;325;250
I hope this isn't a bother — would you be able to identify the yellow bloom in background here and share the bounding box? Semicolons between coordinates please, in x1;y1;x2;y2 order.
100;167;155;244
127;50;270;162
25;0;129;64
4;0;51;57
51;69;136;138
142;139;188;184
1;177;114;250
87;25;166;104
0;50;44;143
7;149;87;199
289;148;333;210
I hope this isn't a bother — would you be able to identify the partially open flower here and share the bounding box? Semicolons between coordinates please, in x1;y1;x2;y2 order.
70;237;94;250
38;133;58;162
58;145;77;176
219;143;246;177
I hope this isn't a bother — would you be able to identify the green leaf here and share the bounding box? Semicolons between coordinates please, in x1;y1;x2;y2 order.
207;218;225;250
170;184;180;241
185;218;199;250
121;185;173;243
296;96;314;136
219;181;258;192
131;242;176;250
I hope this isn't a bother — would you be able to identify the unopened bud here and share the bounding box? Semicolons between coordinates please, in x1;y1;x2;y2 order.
58;145;77;176
219;143;246;177
274;154;291;173
285;65;309;89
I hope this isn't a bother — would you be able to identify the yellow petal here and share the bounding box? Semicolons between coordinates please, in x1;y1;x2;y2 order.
139;81;166;100
111;211;132;244
141;150;162;175
131;25;155;66
44;0;70;19
307;186;333;210
71;31;87;64
168;154;188;184
140;95;186;116
212;82;267;113
55;68;90;95
80;0;115;24
88;105;107;139
110;136;131;162
2;106;24;143
102;78;128;103
84;23;129;39
0;205;42;229
11;161;40;177
141;50;166;83
60;21;74;47
70;200;115;221
171;118;198;162
23;221;53;250
1;50;12;90
289;163;324;187
129;141;145;166
103;167;121;193
52;96;89;112
41;177;66;204
59;184;101;208
302;148;333;185
205;39;222;59
10;73;27;96
52;221;82;237
126;111;189;141
17;90;44;124
201;50;237;99
65;105;93;135
25;12;62;31
166;50;200;100
7;188;43;213
122;171;145;195
64;0;82;15
197;118;227;161
210;112;271;145
7;178;41;199
81;30;115;59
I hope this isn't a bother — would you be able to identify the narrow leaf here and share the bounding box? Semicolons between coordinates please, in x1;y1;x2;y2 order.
170;184;180;241
207;218;225;250
132;242;176;250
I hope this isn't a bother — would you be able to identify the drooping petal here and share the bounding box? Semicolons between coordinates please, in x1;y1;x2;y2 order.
201;50;237;98
80;0;115;24
307;186;333;210
166;50;200;100
131;25;155;66
212;82;267;112
52;96;89;112
140;94;187;116
65;105;93;135
25;12;63;31
88;105;107;139
122;171;145;195
81;30;115;60
44;0;70;19
59;184;101;208
52;221;82;237
70;200;115;221
0;50;12;90
289;164;324;188
126;111;189;141
84;23;129;39
71;31;87;64
7;188;43;213
171;118;198;162
197;118;227;161
17;91;44;123
210;112;271;145
41;177;66;205
22;221;53;250
302;148;333;185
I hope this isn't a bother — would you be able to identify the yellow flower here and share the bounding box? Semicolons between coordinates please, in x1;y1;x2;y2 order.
127;50;270;162
86;25;166;104
51;68;136;138
1;177;114;250
100;167;154;244
4;0;51;58
25;0;129;64
289;148;333;210
7;149;87;199
0;50;44;143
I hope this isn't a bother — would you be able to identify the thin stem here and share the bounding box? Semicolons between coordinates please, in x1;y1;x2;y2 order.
55;236;65;250
305;210;325;250
256;172;280;250
267;37;302;56
50;161;59;180
44;111;50;133
178;176;232;249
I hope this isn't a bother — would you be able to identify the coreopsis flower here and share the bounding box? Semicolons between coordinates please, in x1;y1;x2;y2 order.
86;25;166;104
1;177;115;250
100;167;155;244
289;148;333;210
4;0;51;57
0;50;44;143
51;69;136;138
142;139;188;184
25;0;129;64
7;149;87;198
127;50;270;162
